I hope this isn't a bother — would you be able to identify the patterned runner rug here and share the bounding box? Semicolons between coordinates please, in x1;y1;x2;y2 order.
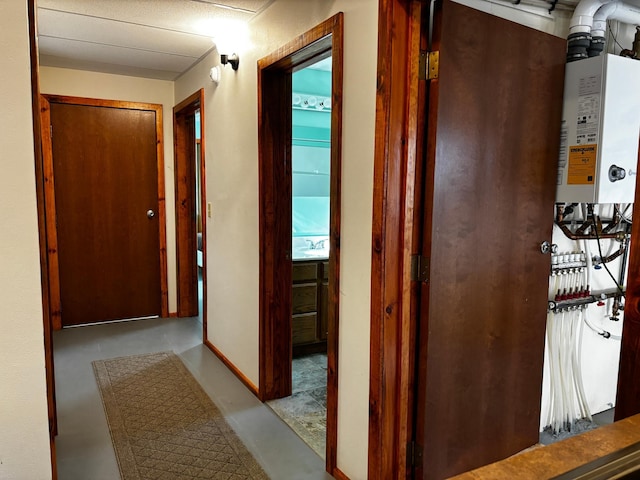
93;351;268;480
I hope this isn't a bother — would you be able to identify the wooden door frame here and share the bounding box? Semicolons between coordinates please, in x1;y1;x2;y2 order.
174;89;206;326
27;0;57;477
615;145;640;420
257;13;343;474
368;0;429;478
40;94;169;329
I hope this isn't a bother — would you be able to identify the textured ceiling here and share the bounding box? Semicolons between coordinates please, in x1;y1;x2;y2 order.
37;0;640;81
37;0;273;80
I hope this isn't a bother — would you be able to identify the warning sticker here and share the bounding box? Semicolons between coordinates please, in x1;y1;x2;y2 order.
567;144;597;185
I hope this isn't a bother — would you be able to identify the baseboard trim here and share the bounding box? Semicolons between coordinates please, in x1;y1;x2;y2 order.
204;340;260;398
332;467;350;480
168;312;178;318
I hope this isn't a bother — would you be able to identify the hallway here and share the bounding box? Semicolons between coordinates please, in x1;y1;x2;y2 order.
53;316;333;479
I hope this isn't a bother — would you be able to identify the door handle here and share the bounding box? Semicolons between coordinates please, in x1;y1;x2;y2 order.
147;209;155;219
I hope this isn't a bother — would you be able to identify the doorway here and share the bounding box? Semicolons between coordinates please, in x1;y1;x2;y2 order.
40;95;169;329
257;13;343;473
174;89;207;334
266;55;333;459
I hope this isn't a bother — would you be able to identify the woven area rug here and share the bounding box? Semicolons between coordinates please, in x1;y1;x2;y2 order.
93;351;268;480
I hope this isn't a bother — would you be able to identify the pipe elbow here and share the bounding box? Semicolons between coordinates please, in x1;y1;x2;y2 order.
592;2;640;34
570;0;616;33
594;1;619;23
591;3;617;37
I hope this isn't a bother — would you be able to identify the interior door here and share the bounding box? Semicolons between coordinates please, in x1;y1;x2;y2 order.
50;101;162;326
414;2;566;478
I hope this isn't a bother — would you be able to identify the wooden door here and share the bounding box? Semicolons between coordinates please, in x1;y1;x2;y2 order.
48;100;164;327
414;2;566;478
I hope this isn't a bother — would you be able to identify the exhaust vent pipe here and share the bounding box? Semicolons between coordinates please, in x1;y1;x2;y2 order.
568;0;640;61
567;32;592;61
567;0;614;62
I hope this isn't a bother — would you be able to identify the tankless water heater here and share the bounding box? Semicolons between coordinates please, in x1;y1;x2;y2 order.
556;54;640;204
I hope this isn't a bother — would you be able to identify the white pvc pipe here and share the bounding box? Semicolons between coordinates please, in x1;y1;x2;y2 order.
570;0;617;34
584;239;592;289
576;310;592;421
592;2;619;37
592;1;640;38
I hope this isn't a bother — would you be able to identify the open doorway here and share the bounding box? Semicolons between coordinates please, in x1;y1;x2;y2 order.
257;13;343;473
266;55;333;459
174;89;207;333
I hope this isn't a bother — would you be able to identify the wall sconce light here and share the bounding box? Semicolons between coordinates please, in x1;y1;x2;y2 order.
220;53;239;70
209;66;221;85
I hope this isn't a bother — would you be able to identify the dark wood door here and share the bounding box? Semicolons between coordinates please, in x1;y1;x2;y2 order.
50;102;162;326
414;2;566;478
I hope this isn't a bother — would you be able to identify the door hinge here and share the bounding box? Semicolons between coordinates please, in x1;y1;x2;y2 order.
411;255;429;283
419;51;440;81
408;441;423;468
50;124;53;139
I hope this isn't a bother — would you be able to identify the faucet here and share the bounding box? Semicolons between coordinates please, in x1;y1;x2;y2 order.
305;239;327;250
314;239;327;250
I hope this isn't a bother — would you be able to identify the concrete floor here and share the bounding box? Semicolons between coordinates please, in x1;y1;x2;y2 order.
53;316;333;480
539;408;616;446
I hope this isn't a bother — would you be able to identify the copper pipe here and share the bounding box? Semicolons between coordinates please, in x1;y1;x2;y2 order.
555;221;620;240
602;246;624;264
555;203;623;240
603;208;621;233
556;204;565;223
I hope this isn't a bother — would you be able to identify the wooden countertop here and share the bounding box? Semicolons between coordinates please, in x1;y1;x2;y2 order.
450;414;640;479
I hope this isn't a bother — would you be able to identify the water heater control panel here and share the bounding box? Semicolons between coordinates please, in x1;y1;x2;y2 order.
556;54;640;204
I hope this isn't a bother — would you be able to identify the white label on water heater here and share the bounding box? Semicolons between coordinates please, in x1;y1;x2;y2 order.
578;74;601;96
576;75;600;146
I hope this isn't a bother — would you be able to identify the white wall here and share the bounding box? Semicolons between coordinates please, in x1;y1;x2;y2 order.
39;67;178;313
454;0;572;37
0;1;52;479
174;1;378;477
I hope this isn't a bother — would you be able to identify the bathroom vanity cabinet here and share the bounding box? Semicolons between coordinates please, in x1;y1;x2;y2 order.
292;259;328;355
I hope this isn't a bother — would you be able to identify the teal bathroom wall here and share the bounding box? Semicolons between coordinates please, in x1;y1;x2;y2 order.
292;62;331;242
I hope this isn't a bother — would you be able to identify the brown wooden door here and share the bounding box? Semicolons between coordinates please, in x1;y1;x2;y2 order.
414;2;566;478
50;102;162;326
